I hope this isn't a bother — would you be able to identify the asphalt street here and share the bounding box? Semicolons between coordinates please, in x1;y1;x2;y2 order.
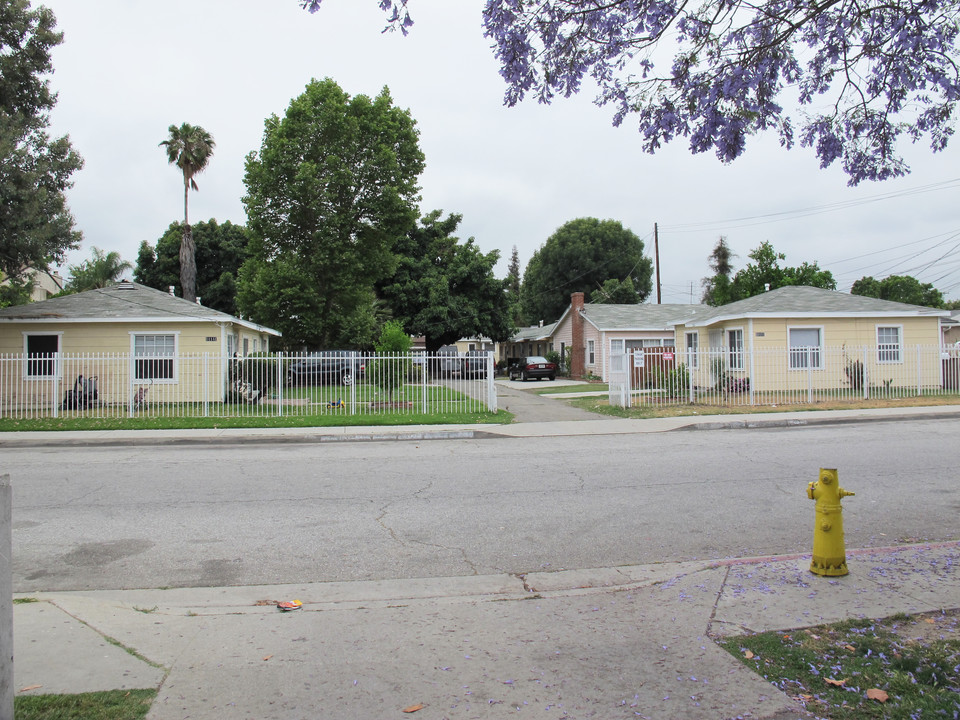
6;418;959;593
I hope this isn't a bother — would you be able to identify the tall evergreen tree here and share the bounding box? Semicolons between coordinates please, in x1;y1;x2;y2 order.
701;236;736;305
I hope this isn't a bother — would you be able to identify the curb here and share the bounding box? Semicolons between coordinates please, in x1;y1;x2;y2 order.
678;408;960;432
0;429;481;448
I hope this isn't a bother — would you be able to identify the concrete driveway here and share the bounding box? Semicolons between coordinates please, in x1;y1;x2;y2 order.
495;377;600;422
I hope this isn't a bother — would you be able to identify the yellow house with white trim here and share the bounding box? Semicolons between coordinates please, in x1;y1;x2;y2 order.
673;286;948;394
0;281;280;411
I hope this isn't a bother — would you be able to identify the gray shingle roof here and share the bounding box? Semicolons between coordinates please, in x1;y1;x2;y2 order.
509;322;557;342
581;303;706;330
0;281;279;334
688;285;947;326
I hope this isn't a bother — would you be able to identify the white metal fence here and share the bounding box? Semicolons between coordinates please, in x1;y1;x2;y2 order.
0;351;497;419
610;345;960;408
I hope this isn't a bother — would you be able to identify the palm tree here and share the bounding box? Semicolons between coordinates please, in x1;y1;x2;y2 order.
160;123;215;302
66;247;133;292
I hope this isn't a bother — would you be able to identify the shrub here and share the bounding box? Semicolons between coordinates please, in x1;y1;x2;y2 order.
845;358;865;390
370;321;412;402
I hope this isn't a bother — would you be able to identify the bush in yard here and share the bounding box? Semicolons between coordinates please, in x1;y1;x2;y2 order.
544;349;563;373
650;363;690;398
226;353;276;403
371;321;412;403
845;358;865;391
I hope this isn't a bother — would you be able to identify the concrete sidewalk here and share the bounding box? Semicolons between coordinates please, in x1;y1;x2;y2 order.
3;404;960;447
12;542;960;719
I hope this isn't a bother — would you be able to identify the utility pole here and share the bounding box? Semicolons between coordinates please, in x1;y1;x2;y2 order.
654;223;661;304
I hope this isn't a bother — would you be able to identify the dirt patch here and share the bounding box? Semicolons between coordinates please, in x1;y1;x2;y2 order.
889;608;960;644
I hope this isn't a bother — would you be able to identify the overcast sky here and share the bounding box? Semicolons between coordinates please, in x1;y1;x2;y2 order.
42;0;960;308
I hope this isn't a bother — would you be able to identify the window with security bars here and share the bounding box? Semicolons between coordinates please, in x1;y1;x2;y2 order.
134;334;176;380
789;328;822;369
877;326;902;363
685;332;699;368
728;329;744;370
25;334;59;377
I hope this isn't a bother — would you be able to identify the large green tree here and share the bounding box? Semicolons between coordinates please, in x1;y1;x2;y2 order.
377;210;513;352
520;218;653;324
239;78;425;349
65;246;131;292
160;123;215;304
708;240;836;305
0;0;83;285
135;219;251;315
590;277;640;304
850;275;944;308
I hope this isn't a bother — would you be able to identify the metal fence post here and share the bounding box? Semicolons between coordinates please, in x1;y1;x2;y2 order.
487;352;497;412
203;353;209;417
275;354;283;418
349;352;357;415
52;353;61;419
862;347;869;400
421;353;428;413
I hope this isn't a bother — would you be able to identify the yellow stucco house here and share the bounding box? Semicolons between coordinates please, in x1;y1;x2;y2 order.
674;285;950;395
0;281;279;413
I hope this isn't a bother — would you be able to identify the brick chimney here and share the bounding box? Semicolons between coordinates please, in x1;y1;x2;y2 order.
570;292;585;378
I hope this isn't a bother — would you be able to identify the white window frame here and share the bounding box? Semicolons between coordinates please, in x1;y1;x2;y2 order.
22;332;63;379
685;331;699;369
788;326;824;370
609;338;625;375
877;325;903;363
130;332;179;382
587;339;595;365
727;328;744;370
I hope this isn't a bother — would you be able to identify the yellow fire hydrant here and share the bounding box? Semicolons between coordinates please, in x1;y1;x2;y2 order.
807;468;855;576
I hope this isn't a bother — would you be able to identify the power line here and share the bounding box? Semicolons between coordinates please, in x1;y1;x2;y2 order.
661;178;960;233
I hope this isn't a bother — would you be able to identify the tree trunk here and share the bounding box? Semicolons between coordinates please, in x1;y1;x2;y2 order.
180;178;197;303
180;224;197;303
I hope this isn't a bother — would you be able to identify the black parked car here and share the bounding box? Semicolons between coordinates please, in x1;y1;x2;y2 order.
461;351;490;378
508;356;557;381
286;352;365;386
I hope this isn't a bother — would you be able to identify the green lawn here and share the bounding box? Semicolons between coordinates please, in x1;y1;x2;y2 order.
14;690;157;720
719;612;960;719
0;380;509;431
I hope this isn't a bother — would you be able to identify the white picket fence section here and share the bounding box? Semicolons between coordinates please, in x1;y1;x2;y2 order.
610;345;960;408
0;351;497;419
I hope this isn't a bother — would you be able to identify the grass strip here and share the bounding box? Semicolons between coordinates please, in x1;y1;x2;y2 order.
14;689;157;720
719;612;960;719
0;409;508;432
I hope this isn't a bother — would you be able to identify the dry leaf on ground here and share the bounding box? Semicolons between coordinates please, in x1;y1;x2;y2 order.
744;650;754;659
866;688;889;702
825;677;847;687
403;703;424;713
